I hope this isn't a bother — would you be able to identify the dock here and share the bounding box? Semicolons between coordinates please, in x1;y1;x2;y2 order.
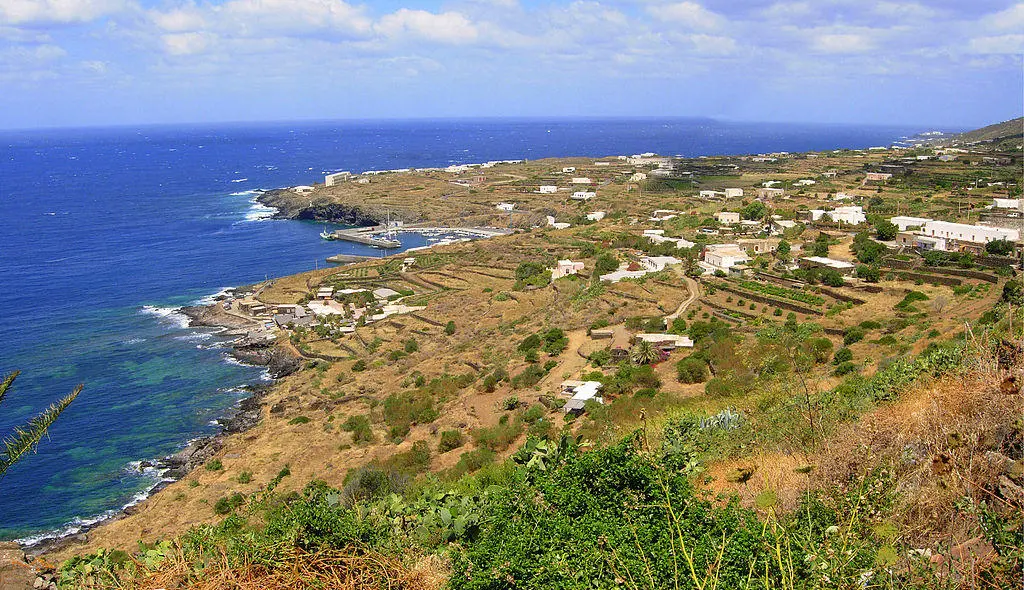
321;227;402;248
325;254;377;264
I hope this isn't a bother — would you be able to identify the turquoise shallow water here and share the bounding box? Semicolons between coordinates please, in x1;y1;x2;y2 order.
0;118;921;542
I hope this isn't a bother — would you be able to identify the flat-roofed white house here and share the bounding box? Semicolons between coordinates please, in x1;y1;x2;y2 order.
551;260;585;280
994;198;1021;210
572;191;596;201
496;202;515;212
571;177;592;184
587;211;606;221
724;188;744;198
325;171;352;186
865;172;893;182
539;185;558;194
827;206;866;226
890;216;933;231
715;211;741;225
562;167;576;173
795;179;816;186
630;172;648;182
636;333;694;350
703;244;750;271
920;221;1019;250
758;187;785;199
799;256;856;275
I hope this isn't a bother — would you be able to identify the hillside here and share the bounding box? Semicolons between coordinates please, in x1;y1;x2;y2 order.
26;148;1024;588
955;117;1024;145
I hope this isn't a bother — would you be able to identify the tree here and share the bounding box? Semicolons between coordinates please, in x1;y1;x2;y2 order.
444;321;456;336
855;264;880;282
776;240;791;260
594;253;619;274
875;220;898;241
630;340;662;365
986;239;1015;256
741;201;767;221
1002;280;1024;305
675;357;708;383
1;372;81;479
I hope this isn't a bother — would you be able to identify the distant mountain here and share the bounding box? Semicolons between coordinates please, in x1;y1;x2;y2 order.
955;117;1023;144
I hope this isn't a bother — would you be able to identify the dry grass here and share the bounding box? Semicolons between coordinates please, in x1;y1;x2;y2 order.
109;544;448;590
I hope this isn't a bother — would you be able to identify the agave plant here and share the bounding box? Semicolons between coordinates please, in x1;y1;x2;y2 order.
0;371;82;480
630;340;662;365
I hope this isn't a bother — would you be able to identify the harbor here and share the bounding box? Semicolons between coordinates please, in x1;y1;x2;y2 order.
321;224;512;251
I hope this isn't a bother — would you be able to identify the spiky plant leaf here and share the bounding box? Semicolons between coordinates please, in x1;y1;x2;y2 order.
0;371;20;406
630;340;660;365
0;381;82;479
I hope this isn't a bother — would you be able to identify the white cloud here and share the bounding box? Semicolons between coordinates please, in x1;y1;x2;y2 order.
150;6;206;32
0;0;127;25
218;0;372;38
981;3;1024;31
811;33;875;54
375;9;478;44
0;43;67;61
648;2;722;29
871;2;936;20
967;34;1024;54
161;31;215;55
689;34;737;55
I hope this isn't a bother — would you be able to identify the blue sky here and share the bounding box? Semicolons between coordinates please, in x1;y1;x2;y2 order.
0;0;1021;129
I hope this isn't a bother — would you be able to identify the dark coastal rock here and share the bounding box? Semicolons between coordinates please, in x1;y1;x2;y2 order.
258;190;382;225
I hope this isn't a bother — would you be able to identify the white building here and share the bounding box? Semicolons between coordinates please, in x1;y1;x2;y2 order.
827;206;866;226
630;172;648;182
799;256;856;275
993;198;1022;210
700;190;724;199
644;230;694;250
586;211;606;221
890;216;933;231
703;244;750;271
572;191;596;201
724;188;744;198
496;202;516;212
325;171;352;186
546;215;571;230
551;260;585;280
795;179;816;186
291;185;314;194
758;187;785;199
562;167;576;173
539;185;558;194
636;334;694;350
920;221;1019;248
715;211;741;225
600;256;682;282
571;177;592;184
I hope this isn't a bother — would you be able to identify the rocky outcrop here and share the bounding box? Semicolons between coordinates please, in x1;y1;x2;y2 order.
258;190;381;225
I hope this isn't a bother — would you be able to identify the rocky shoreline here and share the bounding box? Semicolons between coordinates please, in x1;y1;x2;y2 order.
24;300;300;560
258;189;385;225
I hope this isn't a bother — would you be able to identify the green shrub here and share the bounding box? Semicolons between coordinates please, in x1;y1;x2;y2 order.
383;390;439;440
450;448;497;476
444;321;456;335
213;492;244;515
501;396;520;410
472;417;524;451
236;471;252;484
843;327;866;345
833;361;858;376
438;430;465;453
833;347;853;364
676;357;709;384
594;253;619;274
804;337;834;364
588;348;611;367
383;440;432;475
669;318;687;334
288;416;311;425
351;359;367;372
511;364;546;389
518;334;541;352
342;414;374;444
205;459;223;472
404;339;419;353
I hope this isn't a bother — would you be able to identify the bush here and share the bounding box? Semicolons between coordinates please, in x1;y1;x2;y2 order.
404;339;419;353
450;448;497;476
342;414;374;443
205;459;223;471
236;470;252;484
384;440;432;475
511;364;547;389
676;357;709;384
804;337;834;364
644;317;665;332
594;253;619;274
843;327;866;345
518;334;541;352
541;328;568;355
987;239;1015;256
444;321;456;335
383;390;439;440
833;361;858;376
875;220;898;241
351;359;367;372
501;396;520;410
833;347;853;364
669;318;687;334
855;264;880;282
214;492;245;515
289;416;311;425
1002;280;1023;305
473;417;524;451
438;430;465;453
515;261;547;281
588;348;612;367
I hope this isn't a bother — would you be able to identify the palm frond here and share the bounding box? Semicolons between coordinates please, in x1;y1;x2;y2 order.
0;371;20;406
0;383;82;479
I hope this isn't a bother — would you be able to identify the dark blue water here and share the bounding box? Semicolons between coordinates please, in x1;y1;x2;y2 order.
0;118;922;541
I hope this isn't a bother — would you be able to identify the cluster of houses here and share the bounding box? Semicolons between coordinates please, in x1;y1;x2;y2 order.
891;217;1020;254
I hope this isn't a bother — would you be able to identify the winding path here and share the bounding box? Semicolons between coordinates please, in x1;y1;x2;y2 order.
665;275;701;322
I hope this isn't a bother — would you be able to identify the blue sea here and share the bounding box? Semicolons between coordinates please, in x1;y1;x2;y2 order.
0;118;927;542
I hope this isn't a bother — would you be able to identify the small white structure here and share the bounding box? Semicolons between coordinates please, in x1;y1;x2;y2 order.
600;256;682;282
994;198;1021;210
551;260;585;280
546;215;571;230
562;167;576;173
758;187;785;199
586;211;606;221
715;211;741;225
795;179;816;186
373;287;401;300
630;172;648;182
833;192;853;201
356;177;370;184
560;380;603;414
571;177;592;184
539;185;558;194
762;181;782;188
799;256;856;275
724;188;744;198
316;286;335;299
636;333;694;350
572;191;596;201
890;216;933;231
496;202;516;212
699;190;721;199
644;230;694;250
650;209;680;221
291;185;314;194
865;172;893;182
703;244;750;271
325;171;352;186
827;206;866;226
807;210;826;222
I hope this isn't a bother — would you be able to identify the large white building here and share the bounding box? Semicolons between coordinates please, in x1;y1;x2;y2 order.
724;188;744;198
827;206;866;226
921;221;1019;246
539;185;558;194
702;244;750;271
715;211;740;225
325;171;352;186
890;216;933;231
572;191;596;201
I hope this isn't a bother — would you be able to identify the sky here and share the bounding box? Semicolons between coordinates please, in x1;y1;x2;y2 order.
0;0;1021;129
